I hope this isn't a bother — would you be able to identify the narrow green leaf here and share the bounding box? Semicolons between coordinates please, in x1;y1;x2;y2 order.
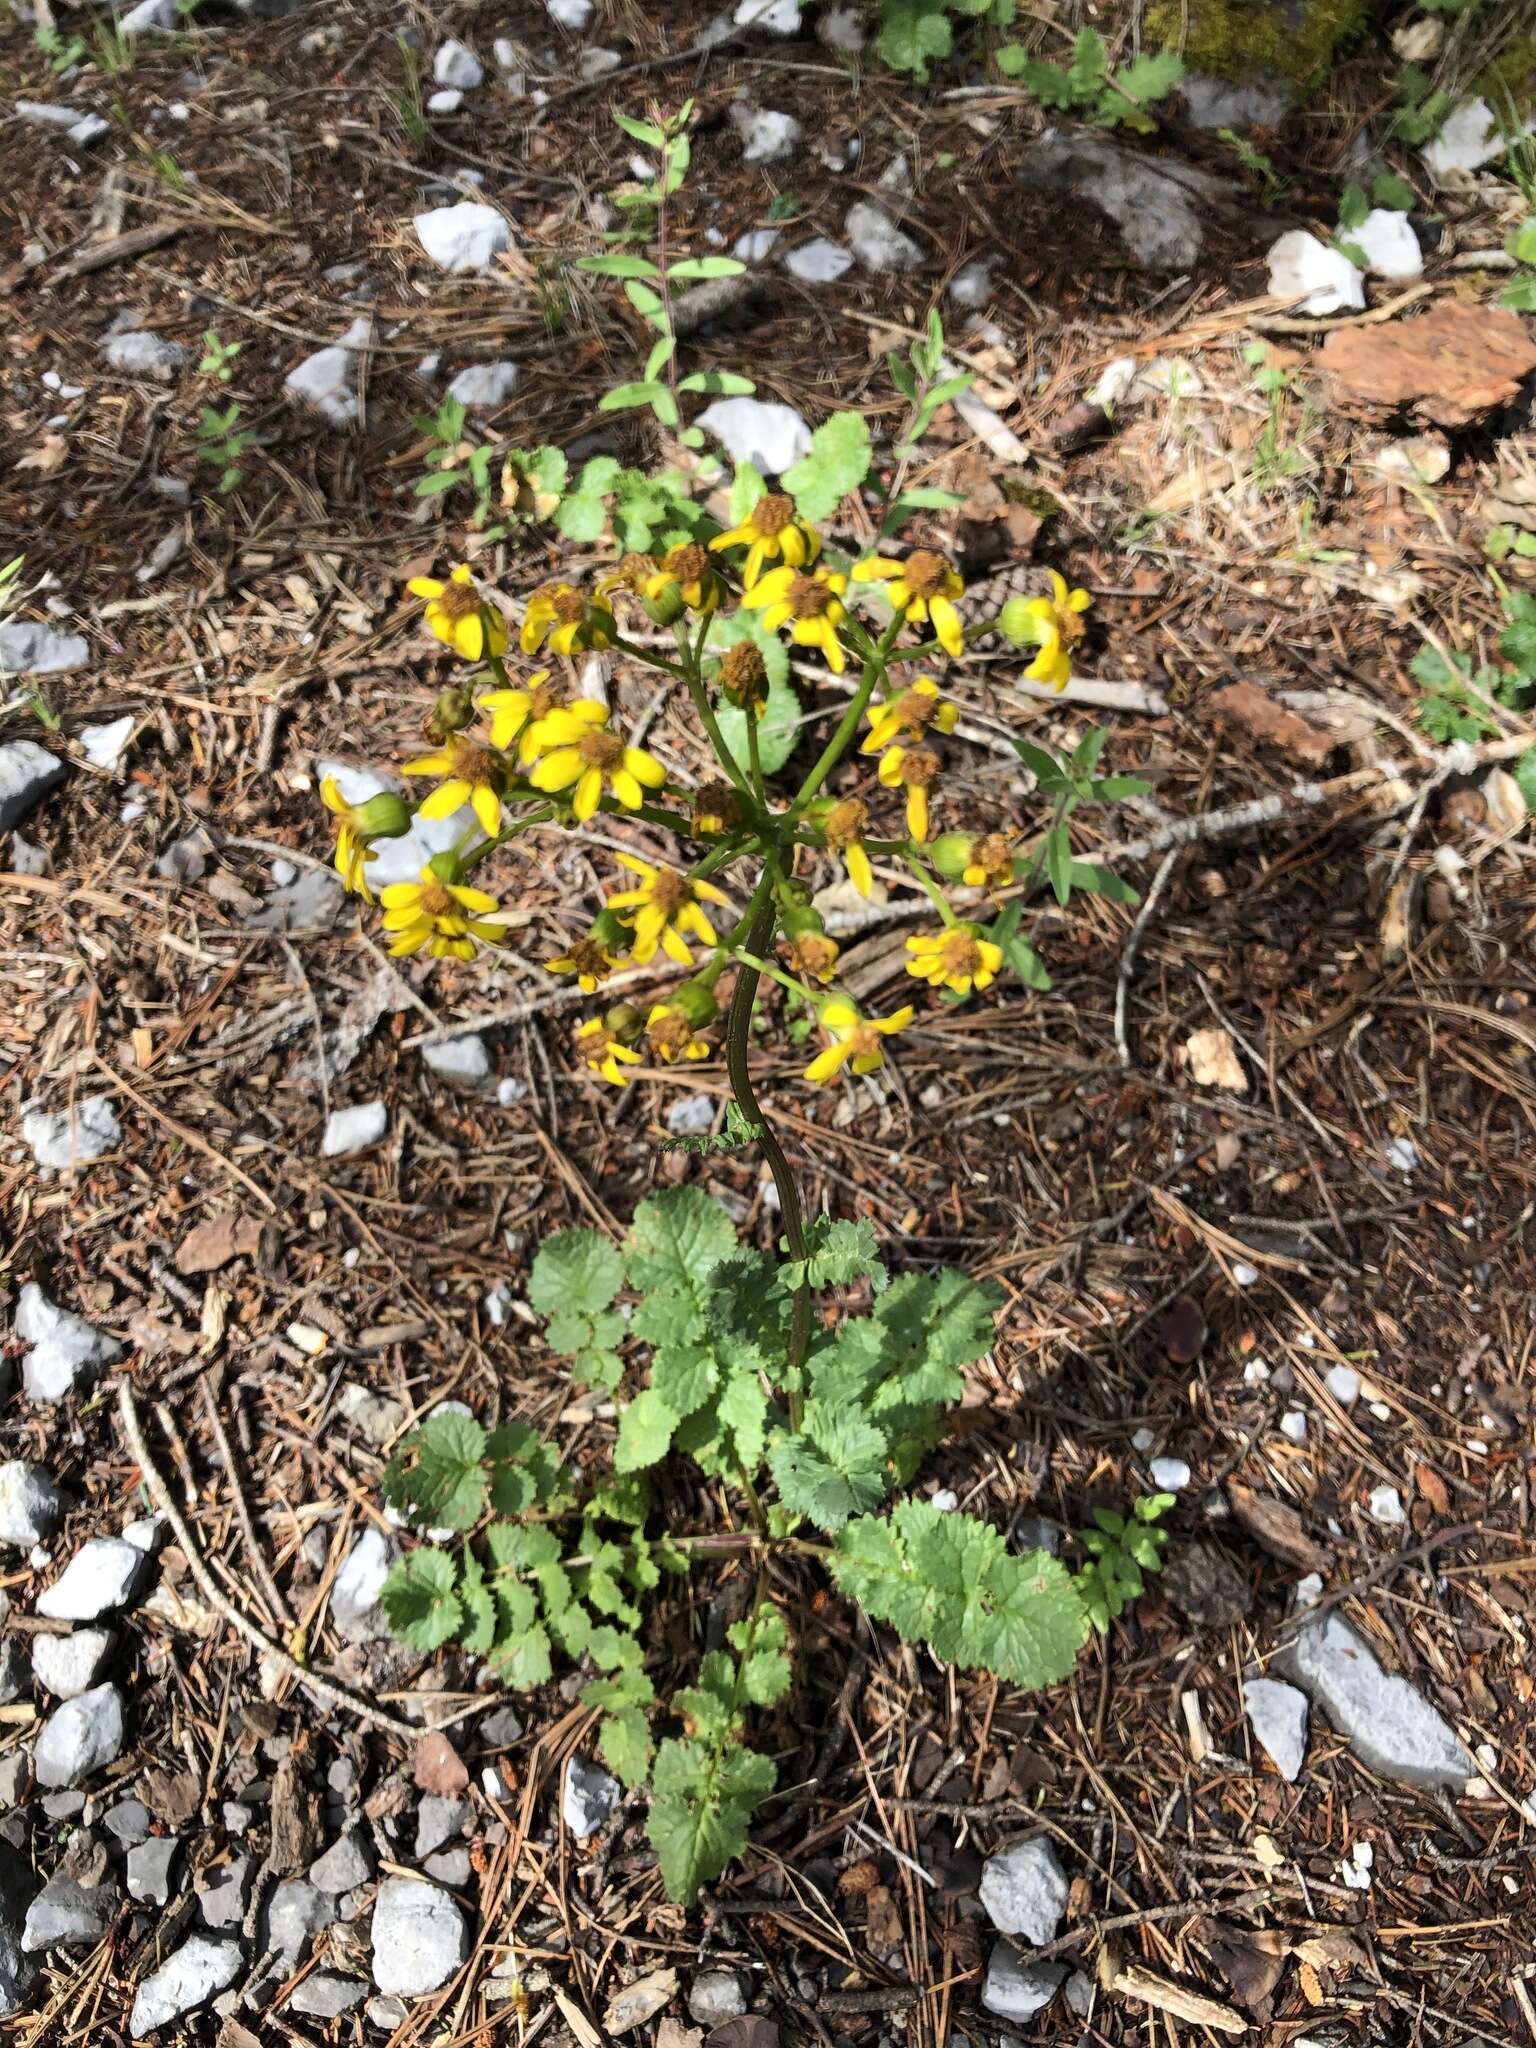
580;252;662;278
599;380;672;413
666;256;746;281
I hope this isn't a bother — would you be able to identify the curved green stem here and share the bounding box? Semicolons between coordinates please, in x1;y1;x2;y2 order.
902;853;959;926
787;616;901;820
726;877;811;1414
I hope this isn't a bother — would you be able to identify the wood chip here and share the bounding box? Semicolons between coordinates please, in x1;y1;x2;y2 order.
1227;1484;1333;1574
1209;683;1336;768
1105;1960;1247;2034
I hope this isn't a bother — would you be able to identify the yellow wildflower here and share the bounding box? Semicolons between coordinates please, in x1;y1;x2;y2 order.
607;853;729;967
804;999;914;1086
854;550;966;657
644;542;723;616
962;831;1017;890
319;777;402;904
691;782;744;837
379;865;504;961
708;491;821;586
823;796;873;898
645;1001;712;1064
407;565;509;663
401;736;507;838
782;927;840;985
741;565;849;673
577;1013;644;1088
877;744;939;843
905;924;1004;998
525;701;667;822
861;676;959;755
1014;570;1092;691
479;669;562;761
716;640;769;717
546;934;625;993
520;581;617;658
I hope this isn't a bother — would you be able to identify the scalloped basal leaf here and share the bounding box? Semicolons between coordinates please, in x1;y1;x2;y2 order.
769;1406;891;1533
489;1620;553;1689
783;410;872;524
615;1386;679;1473
529;1227;625;1318
648;1739;777;1904
388;1411;488;1532
626;1187;739;1299
651;1340;720;1419
380;1552;461;1652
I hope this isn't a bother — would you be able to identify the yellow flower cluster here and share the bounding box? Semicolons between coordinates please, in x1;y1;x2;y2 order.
321;526;1097;1094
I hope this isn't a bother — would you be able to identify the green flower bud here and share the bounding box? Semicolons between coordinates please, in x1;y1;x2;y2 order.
429;684;477;737
671;979;720;1028
929;832;975;880
780;899;825;940
604;1002;645;1043
426;851;461;886
590;906;632;950
997;595;1044;648
641;581;686;628
355;792;413;840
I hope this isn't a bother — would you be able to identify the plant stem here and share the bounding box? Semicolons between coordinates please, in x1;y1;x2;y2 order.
902;852;958;926
787;616;901;819
725;877;811;1414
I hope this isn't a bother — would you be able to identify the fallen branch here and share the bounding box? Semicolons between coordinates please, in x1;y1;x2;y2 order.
117;1379;421;1741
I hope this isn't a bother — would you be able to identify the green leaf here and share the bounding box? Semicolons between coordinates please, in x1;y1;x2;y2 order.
458;1550;494;1654
627;1186;739;1298
784;411;873;524
383;1411;487;1532
716;1368;770;1473
667;256;747;281
1066;860;1140;905
490;1620;553;1688
1500;593;1536;678
529;1228;624;1318
648;1738;776;1903
729;461;766;523
613;111;666;148
1502;275;1536;313
988;900;1052;991
780;1216;888;1294
715;671;801;777
651;1341;719;1418
876;0;953;78
1337;182;1369;230
1009;736;1069;791
1372;171;1415;211
1045;825;1074;907
729;1608;791;1705
615;1387;679;1473
380;1552;461;1651
624;280;666;326
676;369;757;396
770;1403;891;1532
1512;751;1536;814
1112;46;1182;110
413;470;465;498
554;493;609;543
596;1706;652;1787
1509;218;1536;266
645;335;676;382
600;380;674;414
579;252;661;278
831;1501;1087;1688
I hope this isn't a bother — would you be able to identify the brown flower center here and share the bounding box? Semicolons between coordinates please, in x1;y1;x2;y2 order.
567;938;611;978
450;741;497;784
528;680;562;721
434;579;483;622
752;493;794;538
892;687;937;733
898;746;939;789
972;831;1012;878
649;871;690;917
693;782;742;832
648;1011;695;1059
788;574;835;619
719;642;767;702
937;931;981;975
847;1024;881;1062
823;797;868;850
664;543;708;586
901;550;949;599
419;880;455;918
1058;603;1088;647
790;933;838;980
577;727;624;770
551;586;586;624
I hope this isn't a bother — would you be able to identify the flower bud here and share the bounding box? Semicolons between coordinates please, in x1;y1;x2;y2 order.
590;906;632;951
718;640;768;712
603;1002;645;1044
642;580;686;628
997;595;1040;648
671;979;720;1028
427;851;462;886
779;898;824;940
929;832;975;880
427;684;478;738
354;792;413;840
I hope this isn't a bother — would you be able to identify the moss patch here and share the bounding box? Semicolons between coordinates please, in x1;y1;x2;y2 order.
1145;0;1374;89
1476;35;1536;112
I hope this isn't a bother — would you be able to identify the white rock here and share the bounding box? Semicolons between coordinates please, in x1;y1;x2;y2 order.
948;258;992;309
1422;98;1516;179
819;4;864;51
1265;230;1365;318
547;0;593;26
414;201;509;274
445;361;519;410
284;321;371;427
498;1076;528;1107
696;396;811;474
37;1538;146;1621
666;1094;715;1137
369;1878;469;1996
16;1283;122;1404
12;834;47;875
78;715;134;771
1181;71;1292;130
1349;208;1421;280
0;743;64;842
119;0;176;29
331;1527;394;1640
0;1461;65;1548
1340;1838;1374;1889
0;625;88;676
34;1683;126;1786
127;1837;179;1905
563;1756;620;1838
1244;1675;1308;1781
846;199;922;272
1279;1410;1308;1446
310;1826;375;1893
730;103;801;165
1277;1609;1473;1788
427;89;463;113
1385;1136;1417;1173
1020;133;1225;270
22;1094;121;1170
1325;1364;1360;1405
322;1102;387;1158
423;1034;491;1086
130;1936;240;2036
1149;1456;1191;1492
1087;357;1138;408
785;237;852;283
433;38;482;89
733;0;800;31
317;757;480;886
983;1947;1067;2022
22;1878;117;1951
733;227;781;262
978;1839;1067;1944
576;45;621;80
32;1627;114;1699
689;1971;747;2023
1367;1484;1405;1527
102;330;184;379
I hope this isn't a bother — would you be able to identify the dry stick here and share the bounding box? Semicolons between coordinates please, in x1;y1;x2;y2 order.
117;1379;420;1742
1113;844;1180;1070
197;1372;296;1631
